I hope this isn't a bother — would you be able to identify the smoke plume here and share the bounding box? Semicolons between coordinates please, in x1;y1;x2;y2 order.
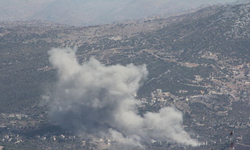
45;47;199;147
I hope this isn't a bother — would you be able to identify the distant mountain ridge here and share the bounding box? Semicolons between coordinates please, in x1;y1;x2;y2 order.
0;0;238;26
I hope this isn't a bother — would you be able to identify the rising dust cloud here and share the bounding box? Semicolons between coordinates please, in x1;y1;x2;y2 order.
44;47;199;147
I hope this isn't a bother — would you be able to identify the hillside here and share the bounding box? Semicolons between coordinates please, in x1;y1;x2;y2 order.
0;2;250;150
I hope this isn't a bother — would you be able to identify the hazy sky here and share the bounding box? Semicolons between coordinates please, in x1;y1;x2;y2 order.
0;0;239;25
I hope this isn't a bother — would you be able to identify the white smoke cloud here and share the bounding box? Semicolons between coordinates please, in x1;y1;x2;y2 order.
45;47;199;147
